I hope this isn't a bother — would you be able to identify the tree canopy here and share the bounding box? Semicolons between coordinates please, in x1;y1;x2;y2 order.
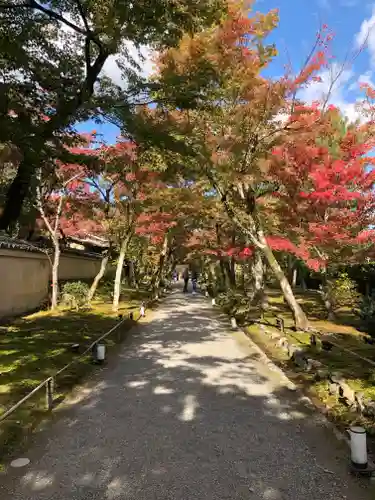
1;0;375;328
0;0;226;229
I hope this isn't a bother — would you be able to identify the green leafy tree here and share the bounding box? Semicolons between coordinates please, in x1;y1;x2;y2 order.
0;0;225;230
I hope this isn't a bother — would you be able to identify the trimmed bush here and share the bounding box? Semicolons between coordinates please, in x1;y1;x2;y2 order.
61;281;89;310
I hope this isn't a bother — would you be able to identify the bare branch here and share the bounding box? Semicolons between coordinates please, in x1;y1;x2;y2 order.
82;37;91;76
74;0;95;73
35;182;56;241
74;0;90;32
0;1;88;37
53;194;64;235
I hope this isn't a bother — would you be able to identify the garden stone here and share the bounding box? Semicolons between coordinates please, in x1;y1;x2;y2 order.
355;392;365;414
329;383;339;396
330;373;343;384
288;345;307;368
277;337;289;350
293;352;308;370
364;401;375;418
314;369;330;381
338;382;356;406
306;358;323;371
287;344;302;358
310;333;317;347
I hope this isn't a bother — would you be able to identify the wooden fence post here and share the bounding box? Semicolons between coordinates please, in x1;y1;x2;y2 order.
46;377;54;411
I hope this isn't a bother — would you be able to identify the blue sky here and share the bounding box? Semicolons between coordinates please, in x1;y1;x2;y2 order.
77;0;375;143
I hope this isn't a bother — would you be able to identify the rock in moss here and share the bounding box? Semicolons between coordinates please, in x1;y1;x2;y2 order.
314;369;330;381
329;383;339;395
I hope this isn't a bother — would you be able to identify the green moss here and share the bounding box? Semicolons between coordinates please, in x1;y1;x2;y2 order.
245;289;375;436
0;286;152;464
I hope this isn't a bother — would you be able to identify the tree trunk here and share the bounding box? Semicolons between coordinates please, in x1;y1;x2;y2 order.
223;259;235;288
127;260;135;287
292;266;298;288
288;255;295;287
214;181;309;328
164;247;176;284
260;240;309;330
239;262;245;290
252;250;265;305
88;251;109;304
152;234;169;293
0;155;34;231
133;262;140;290
321;268;335;321
229;256;236;287
112;233;132;312
219;260;228;289
208;261;217;296
215;223;230;290
51;241;60;310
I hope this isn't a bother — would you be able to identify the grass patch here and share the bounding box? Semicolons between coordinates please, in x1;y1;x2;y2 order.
0;285;152;463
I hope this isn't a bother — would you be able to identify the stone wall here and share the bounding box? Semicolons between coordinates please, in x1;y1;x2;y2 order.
0;248;105;317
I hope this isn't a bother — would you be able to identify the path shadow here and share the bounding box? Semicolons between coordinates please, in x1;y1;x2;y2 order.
0;291;372;500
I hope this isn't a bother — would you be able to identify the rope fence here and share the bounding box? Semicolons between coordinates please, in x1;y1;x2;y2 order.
0;299;153;425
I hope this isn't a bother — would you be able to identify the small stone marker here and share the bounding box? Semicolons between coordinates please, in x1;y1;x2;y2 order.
310;333;317;347
10;457;30;468
70;343;80;353
276;317;285;333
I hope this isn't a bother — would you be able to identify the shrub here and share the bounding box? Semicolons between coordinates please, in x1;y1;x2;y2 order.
359;294;375;323
217;289;249;317
98;279;114;299
322;272;361;313
61;281;89;310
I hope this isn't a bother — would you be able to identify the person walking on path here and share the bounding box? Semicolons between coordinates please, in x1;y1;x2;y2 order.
191;269;198;294
183;267;189;293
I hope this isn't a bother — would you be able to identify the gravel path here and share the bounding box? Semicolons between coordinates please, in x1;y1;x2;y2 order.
1;289;373;499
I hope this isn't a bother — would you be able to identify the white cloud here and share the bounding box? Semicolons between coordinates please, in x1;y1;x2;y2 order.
349;70;374;91
355;6;375;67
57;12;155;88
102;42;156;88
298;63;361;122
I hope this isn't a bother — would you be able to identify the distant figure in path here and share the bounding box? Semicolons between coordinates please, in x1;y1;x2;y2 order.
191;269;198;294
183;267;189;293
